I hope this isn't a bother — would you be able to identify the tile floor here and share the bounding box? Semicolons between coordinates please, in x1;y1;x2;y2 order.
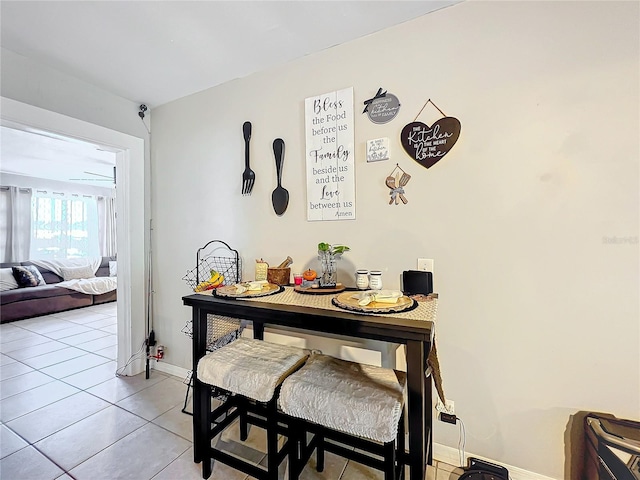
0;303;463;480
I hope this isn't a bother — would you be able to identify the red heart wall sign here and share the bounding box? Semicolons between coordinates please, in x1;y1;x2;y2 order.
400;117;461;169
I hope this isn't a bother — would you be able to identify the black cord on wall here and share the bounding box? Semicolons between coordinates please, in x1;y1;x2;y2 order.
138;104;155;379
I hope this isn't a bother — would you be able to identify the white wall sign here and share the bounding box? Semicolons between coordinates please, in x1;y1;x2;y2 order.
366;137;390;162
305;87;355;221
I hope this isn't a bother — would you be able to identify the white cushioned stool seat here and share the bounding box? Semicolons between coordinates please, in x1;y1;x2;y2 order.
197;337;309;402
279;354;406;443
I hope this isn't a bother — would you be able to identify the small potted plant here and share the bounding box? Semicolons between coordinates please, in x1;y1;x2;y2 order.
317;242;350;287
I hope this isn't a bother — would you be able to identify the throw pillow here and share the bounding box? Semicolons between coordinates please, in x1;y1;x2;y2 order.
60;265;96;281
109;261;117;277
12;265;46;288
0;268;19;291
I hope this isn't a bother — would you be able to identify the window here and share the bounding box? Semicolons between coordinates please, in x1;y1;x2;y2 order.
30;192;100;259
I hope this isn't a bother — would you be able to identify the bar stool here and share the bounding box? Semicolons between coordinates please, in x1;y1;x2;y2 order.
196;337;309;480
279;353;406;480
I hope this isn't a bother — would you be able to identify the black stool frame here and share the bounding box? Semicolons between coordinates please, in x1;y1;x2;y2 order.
200;383;292;480
287;411;406;480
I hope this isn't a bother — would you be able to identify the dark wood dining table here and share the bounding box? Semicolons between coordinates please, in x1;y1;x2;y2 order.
183;289;436;480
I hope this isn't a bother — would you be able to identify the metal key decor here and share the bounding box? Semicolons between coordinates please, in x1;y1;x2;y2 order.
401;99;461;170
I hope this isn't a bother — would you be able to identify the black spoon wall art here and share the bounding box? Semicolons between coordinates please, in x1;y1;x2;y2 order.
271;138;289;216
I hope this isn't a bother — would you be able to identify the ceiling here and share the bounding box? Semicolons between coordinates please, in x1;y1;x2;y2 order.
0;126;117;187
1;1;459;108
0;1;459;185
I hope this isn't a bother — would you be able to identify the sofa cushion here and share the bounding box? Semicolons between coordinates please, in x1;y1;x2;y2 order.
279;354;406;443
12;266;46;288
21;262;62;285
0;268;19;291
60;265;96;281
96;256;116;278
0;284;77;305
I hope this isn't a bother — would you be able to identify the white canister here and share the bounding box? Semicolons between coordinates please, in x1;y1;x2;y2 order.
369;270;383;290
356;270;369;290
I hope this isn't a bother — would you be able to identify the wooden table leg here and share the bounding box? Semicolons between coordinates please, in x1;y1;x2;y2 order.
192;309;212;474
253;321;265;340
406;340;426;480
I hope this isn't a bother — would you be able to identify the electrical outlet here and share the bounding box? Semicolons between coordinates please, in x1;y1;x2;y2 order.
417;258;434;272
435;399;455;415
440;412;457;424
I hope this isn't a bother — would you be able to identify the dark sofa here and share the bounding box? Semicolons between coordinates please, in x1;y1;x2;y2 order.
0;256;116;323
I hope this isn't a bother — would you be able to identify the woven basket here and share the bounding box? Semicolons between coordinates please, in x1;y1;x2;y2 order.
267;267;290;286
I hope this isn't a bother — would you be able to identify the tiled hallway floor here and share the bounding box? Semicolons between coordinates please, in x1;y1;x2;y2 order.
1;304;462;479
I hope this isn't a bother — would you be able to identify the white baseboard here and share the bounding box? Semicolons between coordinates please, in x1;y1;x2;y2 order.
152;361;190;380
433;443;557;480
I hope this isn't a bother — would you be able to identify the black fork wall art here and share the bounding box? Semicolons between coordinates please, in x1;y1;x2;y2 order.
400;99;461;170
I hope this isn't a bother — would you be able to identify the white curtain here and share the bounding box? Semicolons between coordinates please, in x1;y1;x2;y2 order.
0;186;33;263
30;192;100;260
97;195;117;257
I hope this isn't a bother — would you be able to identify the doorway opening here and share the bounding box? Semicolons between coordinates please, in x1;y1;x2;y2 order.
1;97;146;376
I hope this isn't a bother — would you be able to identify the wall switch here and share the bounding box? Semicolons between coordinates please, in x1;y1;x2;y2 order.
417;258;434;272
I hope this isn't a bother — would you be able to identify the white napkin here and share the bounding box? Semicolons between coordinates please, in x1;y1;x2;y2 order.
352;290;403;306
234;280;268;294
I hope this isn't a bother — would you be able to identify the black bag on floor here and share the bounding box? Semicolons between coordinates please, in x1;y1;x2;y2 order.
459;457;509;480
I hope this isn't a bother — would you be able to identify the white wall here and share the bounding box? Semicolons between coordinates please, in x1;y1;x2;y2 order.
151;2;639;477
1;49;149;139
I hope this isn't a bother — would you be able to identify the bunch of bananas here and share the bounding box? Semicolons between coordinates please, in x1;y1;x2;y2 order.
194;270;225;292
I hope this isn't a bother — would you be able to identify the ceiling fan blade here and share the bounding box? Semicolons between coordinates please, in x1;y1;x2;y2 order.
69;168;116;183
69;178;113;181
83;170;113;179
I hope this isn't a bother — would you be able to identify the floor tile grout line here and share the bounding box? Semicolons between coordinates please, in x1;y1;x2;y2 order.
63;419;190;478
3;388;159;477
2;346;114;369
2;417;76;479
1;387;81;424
5;347;92;367
2;376;193;476
4;402;113;447
55;417;151;477
12;321;93;336
0;369;64;401
148;442;193;480
54;363;118;388
25;352;109;375
3;322;116;365
1;311;118;421
148;416;194;443
81;374;171;406
1;341;75;361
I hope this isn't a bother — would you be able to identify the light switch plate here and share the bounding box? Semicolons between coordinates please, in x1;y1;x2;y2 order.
417;258;434;272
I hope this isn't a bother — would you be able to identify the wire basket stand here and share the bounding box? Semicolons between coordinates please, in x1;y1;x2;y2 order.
181;240;244;415
182;240;241;294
